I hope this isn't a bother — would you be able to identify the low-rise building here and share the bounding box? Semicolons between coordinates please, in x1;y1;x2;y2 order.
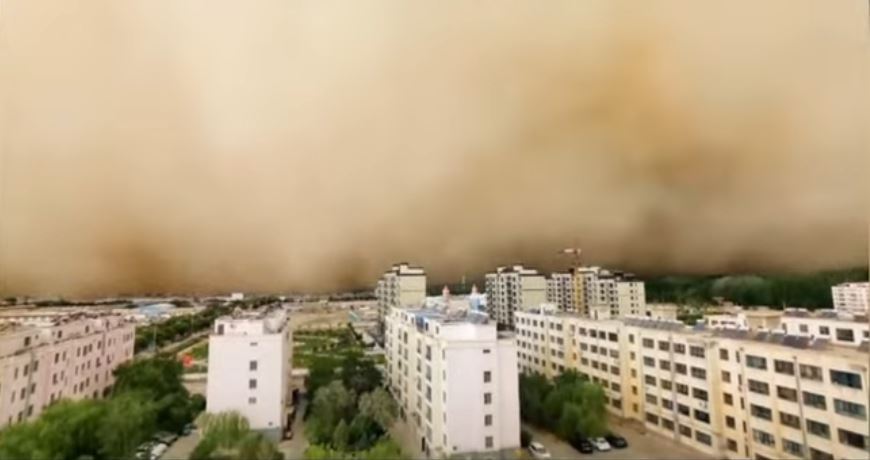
384;306;520;458
514;308;870;460
206;308;293;441
0;312;136;428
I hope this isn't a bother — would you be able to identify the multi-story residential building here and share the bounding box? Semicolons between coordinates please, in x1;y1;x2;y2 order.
780;309;869;346
375;263;427;336
384;306;520;458
546;272;576;312
832;282;869;314
514;308;870;460
206;308;293;441
0;312;136;428
563;266;647;318
485;265;546;328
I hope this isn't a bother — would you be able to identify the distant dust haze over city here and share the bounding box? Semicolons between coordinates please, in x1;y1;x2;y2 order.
0;1;868;296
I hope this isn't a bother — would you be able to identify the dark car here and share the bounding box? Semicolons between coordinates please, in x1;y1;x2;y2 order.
605;433;628;449
570;435;594;454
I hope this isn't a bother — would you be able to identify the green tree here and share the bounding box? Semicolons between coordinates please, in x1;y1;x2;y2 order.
305;381;356;444
113;357;185;397
359;438;408;460
99;392;157;459
197;411;251;450
235;432;283;460
357;388;397;430
339;352;382;395
332;419;350;451
0;399;106;460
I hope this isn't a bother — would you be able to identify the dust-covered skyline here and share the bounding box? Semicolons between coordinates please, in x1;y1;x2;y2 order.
1;1;868;296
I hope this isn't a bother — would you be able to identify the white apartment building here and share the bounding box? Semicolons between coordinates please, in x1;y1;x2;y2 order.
779;309;869;346
546;272;576;312
485;265;546;328
514;308;870;460
832;282;869;314
384;306;520;458
206;308;293;441
0;312;136;428
376;263;427;335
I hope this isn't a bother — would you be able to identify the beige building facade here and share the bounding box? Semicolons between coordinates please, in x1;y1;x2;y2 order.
0;313;136;428
514;308;870;460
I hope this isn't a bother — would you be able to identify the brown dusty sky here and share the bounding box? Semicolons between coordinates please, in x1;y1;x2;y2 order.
0;1;868;296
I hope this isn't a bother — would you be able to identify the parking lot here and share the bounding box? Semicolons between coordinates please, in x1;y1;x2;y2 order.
523;422;713;460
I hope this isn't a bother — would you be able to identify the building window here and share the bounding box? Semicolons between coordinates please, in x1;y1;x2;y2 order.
692;388;708;402
809;448;833;460
642;338;654;348
249;360;257;371
485;436;493;449
645;413;659;425
780;412;801;429
679;425;692;437
675;363;687;375
484;414;492;426
725;416;735;429
723;393;733;406
834;399;867;420
727;439;738;452
483;371;491;383
249;379;257;389
662;399;673;410
645;394;657;405
750;405;772;421
677;404;690;416
689;346;705;358
783;439;803;457
658;341;670;351
484;393;492;405
676;383;688;396
776;386;797;402
835;328;855;342
690;367;706;380
830;370;862;389
752;429;775;447
719;349;728;360
748;380;769;395
745;355;767;370
695;431;712;446
644;375;656;386
248;397;257;404
799;364;823;381
721;370;731;383
837;429;868;450
673;343;685;354
806;420;830;439
803;391;826;410
662;419;675;431
774;360;795;375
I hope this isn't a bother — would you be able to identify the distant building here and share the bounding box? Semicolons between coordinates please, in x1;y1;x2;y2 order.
384;306;520;458
0;312;135;428
832;282;869;314
206;308;292;441
545;272;576;312
485;265;546;328
229;293;245;302
375;263;427;335
574;266;646;318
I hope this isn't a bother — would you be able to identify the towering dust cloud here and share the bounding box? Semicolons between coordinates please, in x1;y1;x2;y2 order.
0;1;867;296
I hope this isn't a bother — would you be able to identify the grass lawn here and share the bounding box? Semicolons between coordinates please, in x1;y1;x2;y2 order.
293;327;366;368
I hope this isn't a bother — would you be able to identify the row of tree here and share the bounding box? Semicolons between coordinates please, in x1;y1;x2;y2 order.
303;352;406;459
0;357;205;459
190;412;283;460
645;268;868;309
520;371;608;442
135;306;231;353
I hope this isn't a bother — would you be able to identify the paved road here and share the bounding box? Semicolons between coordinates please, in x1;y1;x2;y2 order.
279;396;309;459
523;422;713;460
162;432;200;460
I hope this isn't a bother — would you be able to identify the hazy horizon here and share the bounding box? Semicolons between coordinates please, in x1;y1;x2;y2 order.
1;1;868;296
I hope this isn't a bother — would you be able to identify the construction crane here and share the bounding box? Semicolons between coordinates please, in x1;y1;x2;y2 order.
559;247;583;269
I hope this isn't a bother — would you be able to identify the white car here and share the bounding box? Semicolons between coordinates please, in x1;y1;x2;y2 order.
149;443;168;460
528;441;552;459
592;437;612;451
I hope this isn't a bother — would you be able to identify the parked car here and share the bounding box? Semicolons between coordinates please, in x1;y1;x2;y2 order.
570;435;594;454
605;433;628;449
150;442;168;460
181;423;196;436
592;437;612;451
135;442;154;460
153;432;178;445
528;441;552;459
